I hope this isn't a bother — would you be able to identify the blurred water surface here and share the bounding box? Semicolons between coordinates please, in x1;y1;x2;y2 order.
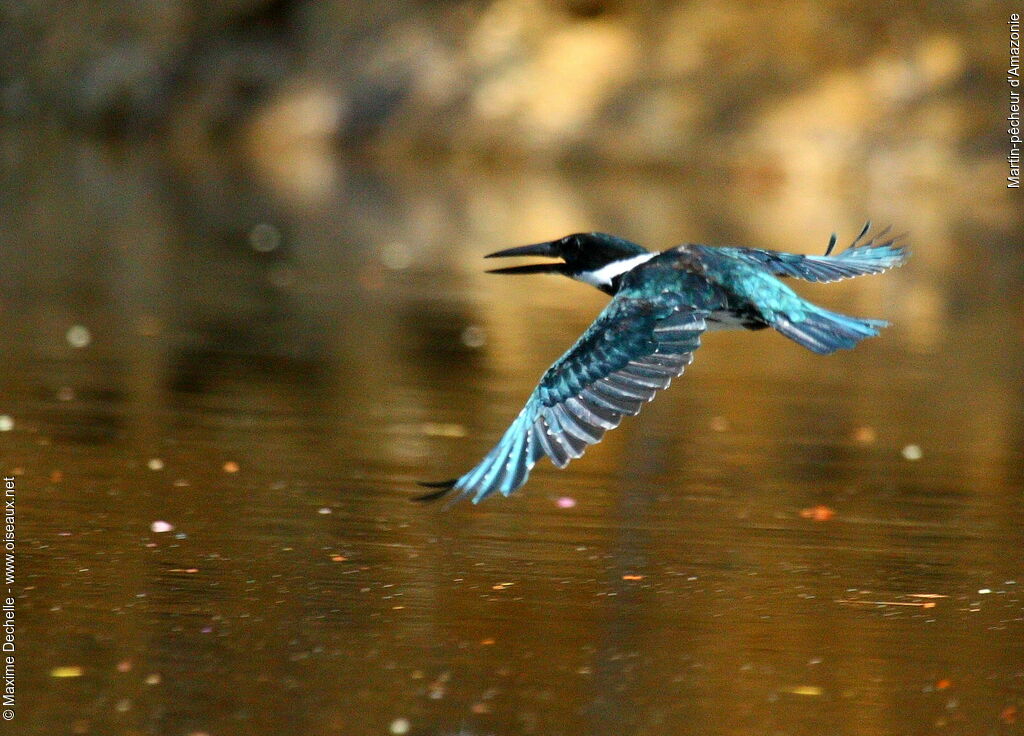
2;128;1023;736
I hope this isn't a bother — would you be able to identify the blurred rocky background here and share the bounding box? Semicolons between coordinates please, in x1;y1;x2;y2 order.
0;0;1015;200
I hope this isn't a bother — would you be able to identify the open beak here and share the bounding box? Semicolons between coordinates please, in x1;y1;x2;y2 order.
484;241;566;275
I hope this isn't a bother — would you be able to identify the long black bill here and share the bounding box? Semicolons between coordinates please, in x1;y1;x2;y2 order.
484;240;566;275
486;262;567;275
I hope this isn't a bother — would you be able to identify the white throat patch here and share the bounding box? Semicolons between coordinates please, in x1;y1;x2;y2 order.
574;253;656;287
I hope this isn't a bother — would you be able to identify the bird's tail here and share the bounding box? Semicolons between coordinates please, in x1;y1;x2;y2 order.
772;305;887;354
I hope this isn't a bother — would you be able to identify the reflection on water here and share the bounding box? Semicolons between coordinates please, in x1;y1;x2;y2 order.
2;130;1023;736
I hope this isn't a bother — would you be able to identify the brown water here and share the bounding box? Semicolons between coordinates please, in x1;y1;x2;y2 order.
2;133;1023;736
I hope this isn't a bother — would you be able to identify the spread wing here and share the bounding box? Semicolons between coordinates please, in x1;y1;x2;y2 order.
706;223;908;283
417;297;707;504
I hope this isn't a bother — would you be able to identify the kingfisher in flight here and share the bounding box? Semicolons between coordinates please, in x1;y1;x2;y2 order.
417;223;907;505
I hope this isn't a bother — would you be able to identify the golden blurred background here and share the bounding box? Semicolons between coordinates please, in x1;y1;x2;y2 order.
2;2;1023;735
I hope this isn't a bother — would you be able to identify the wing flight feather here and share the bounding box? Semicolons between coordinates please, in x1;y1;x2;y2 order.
417;299;706;503
705;224;908;283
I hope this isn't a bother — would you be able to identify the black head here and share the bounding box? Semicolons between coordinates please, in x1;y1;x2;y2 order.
485;233;649;292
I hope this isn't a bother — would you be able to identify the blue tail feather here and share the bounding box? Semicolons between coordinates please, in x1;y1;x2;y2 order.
773;306;887;354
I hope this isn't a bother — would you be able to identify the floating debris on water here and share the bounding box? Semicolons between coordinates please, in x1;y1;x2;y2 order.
147;458;164;471
389;718;410;735
785;685;823;696
0;416;12;432
426;670;450;701
51;665;84;678
65;325;91;348
555;496;577;509
800;505;836;522
901;444;923;460
852;425;877;444
150;520;174;533
223;461;240;473
837;596;937;609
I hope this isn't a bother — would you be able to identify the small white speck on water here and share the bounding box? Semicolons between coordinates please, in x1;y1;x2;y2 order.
317;507;332;515
57;386;75;401
978;588;991;594
901;444;923;461
66;325;91;348
248;222;281;252
0;416;12;432
147;458;164;471
150;520;174;533
461;325;486;348
389;718;410;735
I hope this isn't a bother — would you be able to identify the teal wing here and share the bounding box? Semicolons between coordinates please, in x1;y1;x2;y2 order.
707;223;908;283
417;298;707;504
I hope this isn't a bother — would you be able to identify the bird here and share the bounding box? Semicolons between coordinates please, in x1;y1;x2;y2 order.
416;222;907;505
